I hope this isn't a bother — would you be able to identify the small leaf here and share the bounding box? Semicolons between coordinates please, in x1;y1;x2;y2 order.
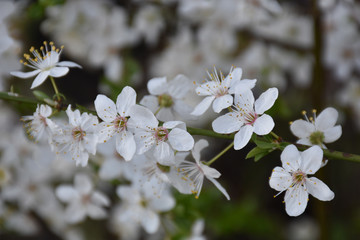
246;147;268;159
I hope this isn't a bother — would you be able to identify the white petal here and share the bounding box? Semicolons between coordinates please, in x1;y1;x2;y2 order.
31;71;50;89
154;141;175;165
168;128;194;151
147;77;167;95
168;74;191;98
284;185;308;217
74;174;92;195
191;96;215;116
192;139;209;162
234;90;254;110
94;94;117;122
141;209;160;234
212;112;242;134
269;167;292;191
306;177;334;201
207;177;230;200
323;125;342;143
253;114;274;135
139;95;159;113
315;107;338;131
87;204;107;219
254;88;278;114
116;86;137;116
92;191;110;207
134;130;155;155
66;203;86;223
10;69;41;78
290;120;315;139
300;145;323;174
297;138;312;146
149;193;175;211
55;185;77;203
212;95;233;113
156;108;175;122
199;162;221;178
229;79;257;94
234;125;253;150
281;145;301;172
99;159;123;180
128;105;158;129
49;67;69;77
163;121;186;130
57;61;82;68
116;131;136;161
227;67;243;85
97;123;116;143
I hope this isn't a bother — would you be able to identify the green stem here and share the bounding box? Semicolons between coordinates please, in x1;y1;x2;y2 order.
154;106;163;116
50;76;61;101
270;131;280;140
206;142;234;166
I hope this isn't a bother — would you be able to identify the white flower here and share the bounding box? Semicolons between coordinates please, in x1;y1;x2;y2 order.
52;105;99;167
10;41;81;89
269;145;334;217
116;185;175;234
177;139;230;200
212;88;278;150
56;173;110;223
94;86;137;161
290;107;342;148
21;104;56;143
140;74;193;121
128;105;194;166
187;219;206;240
191;66;256;116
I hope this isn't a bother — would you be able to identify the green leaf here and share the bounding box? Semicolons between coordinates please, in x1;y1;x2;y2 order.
246;147;267;159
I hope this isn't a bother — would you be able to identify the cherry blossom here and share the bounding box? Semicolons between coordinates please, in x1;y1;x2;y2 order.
269;145;334;216
10;41;81;89
212;88;278;150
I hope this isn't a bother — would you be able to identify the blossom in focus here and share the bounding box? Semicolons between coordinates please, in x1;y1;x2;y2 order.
21;104;56;143
269;144;334;216
56;173;110;223
290;107;342;148
191;66;256;116
140;74;193;121
177;139;230;200
52;105;98;167
128;105;194;166
10;41;81;89
95;86;137;161
212;88;278;150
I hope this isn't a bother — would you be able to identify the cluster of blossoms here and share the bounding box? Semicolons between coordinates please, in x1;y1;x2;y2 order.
10;41;343;225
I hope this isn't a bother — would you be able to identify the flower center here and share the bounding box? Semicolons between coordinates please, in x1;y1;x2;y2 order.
292;170;307;185
0;168;7;184
156;163;171;173
155;127;169;142
81;194;91;204
245;112;258;125
114;116;127;131
158;94;173;108
72;127;86;141
309;131;324;145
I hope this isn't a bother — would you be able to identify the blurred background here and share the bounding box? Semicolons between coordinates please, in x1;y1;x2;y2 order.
1;0;360;239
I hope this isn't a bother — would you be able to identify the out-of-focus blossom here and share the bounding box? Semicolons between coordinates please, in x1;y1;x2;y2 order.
140;74;193;121
56;173;110;223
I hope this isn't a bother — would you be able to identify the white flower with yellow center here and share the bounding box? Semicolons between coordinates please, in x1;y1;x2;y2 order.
10;41;81;89
52;105;98;167
94;86;137;161
269;145;334;217
191;66;256;116
212;88;278;150
290;107;342;148
128;105;194;166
